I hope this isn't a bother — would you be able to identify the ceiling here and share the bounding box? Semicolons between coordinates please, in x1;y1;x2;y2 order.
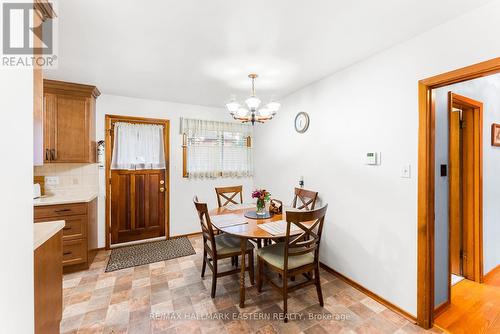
45;0;492;108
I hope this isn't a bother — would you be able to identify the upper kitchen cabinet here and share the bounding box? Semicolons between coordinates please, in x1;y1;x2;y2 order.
43;80;100;163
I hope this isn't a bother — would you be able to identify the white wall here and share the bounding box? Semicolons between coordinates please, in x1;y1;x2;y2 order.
253;0;500;316
434;74;500;306
95;94;254;246
0;69;34;331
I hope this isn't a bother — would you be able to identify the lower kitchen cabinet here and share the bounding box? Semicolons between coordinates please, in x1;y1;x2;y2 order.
35;198;98;273
34;230;62;334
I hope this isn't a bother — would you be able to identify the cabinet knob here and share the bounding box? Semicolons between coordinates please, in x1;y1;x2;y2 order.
160;187;165;192
160;180;165;185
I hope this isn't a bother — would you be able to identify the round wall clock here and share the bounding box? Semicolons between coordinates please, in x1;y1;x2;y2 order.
294;112;310;133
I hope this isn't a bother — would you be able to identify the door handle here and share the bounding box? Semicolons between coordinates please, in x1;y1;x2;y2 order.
160;187;165;192
45;149;50;161
63;251;72;256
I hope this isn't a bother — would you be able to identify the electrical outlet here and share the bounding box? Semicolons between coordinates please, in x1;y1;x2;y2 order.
45;176;59;185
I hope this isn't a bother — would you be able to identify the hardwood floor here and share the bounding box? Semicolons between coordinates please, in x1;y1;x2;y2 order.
434;266;500;333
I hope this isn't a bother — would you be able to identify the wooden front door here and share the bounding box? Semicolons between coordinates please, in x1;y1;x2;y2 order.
448;92;483;282
106;115;170;247
111;169;166;244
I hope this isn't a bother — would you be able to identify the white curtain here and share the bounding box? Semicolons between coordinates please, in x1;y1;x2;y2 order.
111;122;166;170
181;118;253;178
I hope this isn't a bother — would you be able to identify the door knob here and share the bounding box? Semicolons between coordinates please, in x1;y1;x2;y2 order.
160;180;165;185
160;187;165;192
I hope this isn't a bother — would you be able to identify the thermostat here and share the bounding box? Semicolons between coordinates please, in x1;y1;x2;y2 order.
365;152;380;165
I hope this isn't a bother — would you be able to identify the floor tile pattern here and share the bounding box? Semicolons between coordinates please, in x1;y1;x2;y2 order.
61;236;441;334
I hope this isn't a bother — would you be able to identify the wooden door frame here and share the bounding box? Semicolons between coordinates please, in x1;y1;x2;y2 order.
105;114;170;249
417;57;500;329
439;92;483;315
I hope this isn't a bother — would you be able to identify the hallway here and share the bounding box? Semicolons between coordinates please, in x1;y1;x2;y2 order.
435;267;500;333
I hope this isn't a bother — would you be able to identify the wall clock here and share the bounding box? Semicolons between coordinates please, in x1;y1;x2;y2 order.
294;112;310;133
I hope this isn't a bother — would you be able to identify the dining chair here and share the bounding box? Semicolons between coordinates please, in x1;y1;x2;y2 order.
193;196;255;298
292;187;319;210
257;205;328;322
215;185;243;207
216;185;264;250
264;187;319;248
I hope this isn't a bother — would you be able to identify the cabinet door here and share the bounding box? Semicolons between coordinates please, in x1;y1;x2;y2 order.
54;95;91;162
43;94;56;163
35;215;87;241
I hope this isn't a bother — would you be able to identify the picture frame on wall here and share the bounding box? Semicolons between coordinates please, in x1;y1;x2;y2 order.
492;123;500;147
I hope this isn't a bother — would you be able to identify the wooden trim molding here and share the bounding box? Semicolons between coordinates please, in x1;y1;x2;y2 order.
484;264;500;280
171;231;202;239
44;79;101;98
319;263;417;323
182;133;188;178
417;57;500;329
433;301;450;318
104;114;170;249
34;0;57;21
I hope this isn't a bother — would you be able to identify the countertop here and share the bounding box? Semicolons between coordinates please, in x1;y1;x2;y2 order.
34;220;65;250
34;190;98;206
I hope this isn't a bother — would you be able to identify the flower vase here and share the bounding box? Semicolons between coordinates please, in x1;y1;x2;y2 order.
256;199;266;216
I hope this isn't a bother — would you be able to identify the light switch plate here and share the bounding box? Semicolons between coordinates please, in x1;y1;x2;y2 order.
45;176;59;185
401;164;411;178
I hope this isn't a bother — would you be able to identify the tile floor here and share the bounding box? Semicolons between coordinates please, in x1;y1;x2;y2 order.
61;236;441;333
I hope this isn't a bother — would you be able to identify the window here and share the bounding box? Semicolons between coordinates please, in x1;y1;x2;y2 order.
181;118;253;178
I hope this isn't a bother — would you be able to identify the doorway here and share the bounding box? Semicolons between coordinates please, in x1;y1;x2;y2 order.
448;92;483;286
105;115;170;249
417;57;500;329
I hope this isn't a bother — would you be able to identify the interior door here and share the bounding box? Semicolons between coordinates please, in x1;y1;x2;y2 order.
448;92;482;281
111;169;166;244
449;105;462;276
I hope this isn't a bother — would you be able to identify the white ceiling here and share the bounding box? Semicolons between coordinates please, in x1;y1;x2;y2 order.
45;0;492;108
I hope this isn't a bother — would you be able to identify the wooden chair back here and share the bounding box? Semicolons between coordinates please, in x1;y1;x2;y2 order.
292;187;318;210
283;205;328;271
215;185;243;207
193;196;217;255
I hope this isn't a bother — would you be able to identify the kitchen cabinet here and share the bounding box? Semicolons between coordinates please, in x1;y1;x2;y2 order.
43;80;100;163
35;198;98;273
34;227;62;334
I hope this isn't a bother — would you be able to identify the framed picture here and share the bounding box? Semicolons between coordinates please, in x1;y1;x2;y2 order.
492;123;500;147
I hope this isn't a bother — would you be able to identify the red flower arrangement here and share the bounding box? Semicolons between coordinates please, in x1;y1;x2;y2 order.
251;189;271;201
252;189;271;214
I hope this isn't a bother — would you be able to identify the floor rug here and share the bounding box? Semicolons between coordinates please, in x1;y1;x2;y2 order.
105;237;196;272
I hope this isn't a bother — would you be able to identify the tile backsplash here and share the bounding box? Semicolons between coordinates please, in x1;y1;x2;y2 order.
34;163;99;193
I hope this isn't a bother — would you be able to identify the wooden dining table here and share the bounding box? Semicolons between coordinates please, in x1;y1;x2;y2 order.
209;205;311;308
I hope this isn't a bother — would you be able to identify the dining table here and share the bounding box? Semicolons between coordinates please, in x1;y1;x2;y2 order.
208;205;312;308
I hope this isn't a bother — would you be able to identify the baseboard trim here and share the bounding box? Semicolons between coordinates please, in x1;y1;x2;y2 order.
319;262;417;323
484;264;500;280
433;300;450;318
170;231;202;239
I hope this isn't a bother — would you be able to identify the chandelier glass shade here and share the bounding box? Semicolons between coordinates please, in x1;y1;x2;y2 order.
226;74;280;125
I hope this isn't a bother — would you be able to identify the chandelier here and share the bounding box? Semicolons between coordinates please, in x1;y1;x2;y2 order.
225;74;280;125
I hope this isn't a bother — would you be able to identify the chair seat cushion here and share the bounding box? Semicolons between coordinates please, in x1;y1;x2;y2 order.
257;243;314;270
213;234;254;255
